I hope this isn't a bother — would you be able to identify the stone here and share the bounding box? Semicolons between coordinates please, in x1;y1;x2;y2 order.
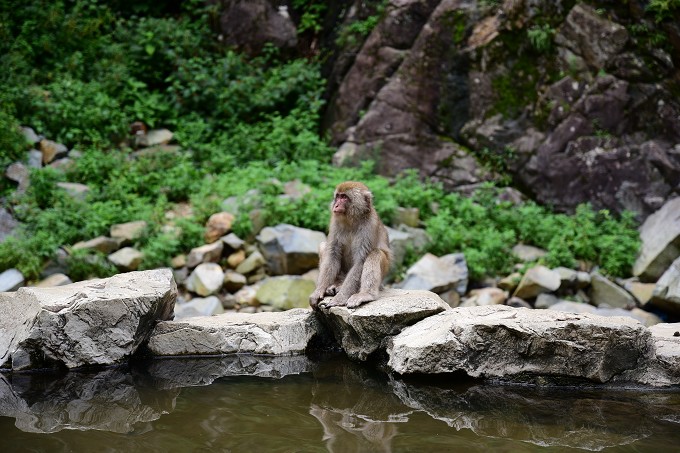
234;285;258;306
633;197;680;281
204;212;235;243
39;139;68;164
227;249;247;268
554;267;591;289
147;309;321;356
650;257;680;315
512;244;547;262
534;293;561;309
590;273;636;309
387;305;652;383
282;179;311;200
21;126;40;144
27;149;43;168
317;288;449;361
185;263;224;297
0;207;18;242
110;220;147;244
506;297;532;309
72;236;120;254
235;250;266;275
170;254;186;269
629;323;680;387
0;269;176;370
5;162;29;193
56;182;89;200
0;268;24;292
623;281;656;305
466;287;508;306
397;253;468;295
35;273;72;288
548;300;598;315
221;232;245;251
137;128;173;147
387;225;431;273
108;247;143;271
393;207;419;228
439;289;461;308
223;270;247;293
498;272;522;292
255;276;315;310
513;265;561;299
173;296;224;319
256;224;326;275
186;241;224;268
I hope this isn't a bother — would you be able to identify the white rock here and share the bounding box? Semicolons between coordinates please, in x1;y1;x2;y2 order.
185;263;224;296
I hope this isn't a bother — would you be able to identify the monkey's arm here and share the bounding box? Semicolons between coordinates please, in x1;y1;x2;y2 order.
309;241;341;308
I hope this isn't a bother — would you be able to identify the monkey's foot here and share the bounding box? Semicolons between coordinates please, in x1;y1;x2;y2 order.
346;292;376;308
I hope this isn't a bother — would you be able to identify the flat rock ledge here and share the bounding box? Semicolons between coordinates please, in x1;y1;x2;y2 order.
147;308;323;356
0;269;176;371
316;288;450;361
386;305;680;387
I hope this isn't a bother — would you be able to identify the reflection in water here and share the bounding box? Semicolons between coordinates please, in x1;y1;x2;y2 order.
1;355;680;452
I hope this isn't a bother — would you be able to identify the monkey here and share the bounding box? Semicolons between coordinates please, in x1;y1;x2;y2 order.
309;181;392;309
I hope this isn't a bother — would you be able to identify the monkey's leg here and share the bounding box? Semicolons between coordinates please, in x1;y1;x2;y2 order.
346;250;387;308
310;241;341;308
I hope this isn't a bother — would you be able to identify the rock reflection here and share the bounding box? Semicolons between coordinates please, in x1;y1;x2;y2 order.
389;378;680;451
0;369;178;434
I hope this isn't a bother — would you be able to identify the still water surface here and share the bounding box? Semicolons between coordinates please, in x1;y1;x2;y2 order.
2;355;680;452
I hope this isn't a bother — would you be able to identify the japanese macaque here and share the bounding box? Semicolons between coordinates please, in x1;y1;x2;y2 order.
309;181;392;309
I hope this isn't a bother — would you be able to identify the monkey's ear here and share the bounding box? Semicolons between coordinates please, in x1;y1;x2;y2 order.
363;190;373;206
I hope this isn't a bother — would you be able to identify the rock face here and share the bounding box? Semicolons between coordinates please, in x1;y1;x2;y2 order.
633;197;680;281
256;224;326;275
316;288;449;361
651;257;680;315
147;308;322;356
387;305;653;384
0;269;176;370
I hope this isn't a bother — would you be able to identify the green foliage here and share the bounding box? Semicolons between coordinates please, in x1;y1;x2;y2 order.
0;105;27;193
335;1;387;48
527;24;554;53
647;0;680;22
293;1;327;34
66;249;118;281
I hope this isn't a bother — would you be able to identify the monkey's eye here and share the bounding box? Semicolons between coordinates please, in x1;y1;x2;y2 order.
337;193;348;200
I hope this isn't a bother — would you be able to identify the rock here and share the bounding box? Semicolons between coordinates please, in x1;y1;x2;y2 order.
0;269;176;370
174;296;224;319
387;225;431;272
554;267;591;290
498;272;522;292
397;253;468;295
622;281;656;305
554;3;628;71
466;287;508;306
0;207;18;242
170;254;186;269
255;276;315;310
235;250;266;275
186;241;224;268
221;232;245;251
204;212;235;243
548;300;597;315
633;197;680;281
629;323;680;387
227;249;247;268
21;126;40;144
317;288;449;361
0;268;24;292
39;139;68;164
110;220;147;244
108;247;143;271
5;162;29;193
147;309;321;356
282;180;311;200
512;244;547;262
256;224;326;275
387;305;652;383
27;149;43;168
185;263;224;297
234;285;258;306
589;273;636;309
534;293;561;309
72;236;120;254
439;289;461;308
506;296;532;309
650;257;680;315
137;128;173;147
393;207;419;227
56;182;89;200
35;273;72;287
223;270;247;293
238;306;258;314
513;265;561;299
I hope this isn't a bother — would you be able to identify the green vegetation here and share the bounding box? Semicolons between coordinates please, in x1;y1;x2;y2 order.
527;24;554;53
647;0;680;22
0;0;641;284
335;1;387;48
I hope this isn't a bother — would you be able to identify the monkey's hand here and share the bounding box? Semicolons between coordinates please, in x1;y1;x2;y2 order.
309;289;326;309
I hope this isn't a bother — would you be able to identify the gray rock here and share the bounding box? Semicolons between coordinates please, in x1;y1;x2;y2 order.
21;126;40;144
256;224;326;275
221;232;245;251
0;207;18;242
397;253;468;295
548;300;598;315
72;236;120;254
0;269;176;370
650;257;680;314
107;247;143;271
185;263;224;296
534;293;561;309
137;128;173;147
39;139;68;164
634;197;680;281
148;308;321;356
317;288;449;361
173;296;224;319
387;225;431;273
27;149;42;168
5;162;29;193
235;250;266;275
34;273;72;288
204;212;235;243
0;268;24;292
223;269;247;293
393;207;419;227
56;182;89;200
465;287;508;306
387;305;652;383
623;323;680;387
186;241;224;268
255;276;315;310
282;179;311;200
622;280;655;305
513;265;561;299
553;266;591;289
512;244;547;262
548;300;660;327
506;296;532;309
590;273;636;309
110;220;147;244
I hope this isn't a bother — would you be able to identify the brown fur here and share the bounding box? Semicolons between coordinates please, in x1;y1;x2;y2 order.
310;181;392;309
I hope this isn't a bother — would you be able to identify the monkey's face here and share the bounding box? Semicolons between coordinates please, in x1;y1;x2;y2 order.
332;192;349;215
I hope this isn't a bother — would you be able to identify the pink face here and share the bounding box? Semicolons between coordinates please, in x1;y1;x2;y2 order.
332;192;349;214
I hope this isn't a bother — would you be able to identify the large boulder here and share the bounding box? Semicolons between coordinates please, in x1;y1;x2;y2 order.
387;305;654;384
316;288;449;361
397;253;468;295
255;276;315;310
650;257;680;315
633;197;680;281
589;273;636;309
147;309;322;356
256;224;326;275
628;323;680;387
0;269;176;370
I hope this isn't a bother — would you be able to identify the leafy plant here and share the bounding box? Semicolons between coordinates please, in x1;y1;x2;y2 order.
527;24;554;53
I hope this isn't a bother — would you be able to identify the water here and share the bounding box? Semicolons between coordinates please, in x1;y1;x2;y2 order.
2;355;680;452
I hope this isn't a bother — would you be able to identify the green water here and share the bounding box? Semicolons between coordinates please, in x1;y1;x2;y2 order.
2;355;680;452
